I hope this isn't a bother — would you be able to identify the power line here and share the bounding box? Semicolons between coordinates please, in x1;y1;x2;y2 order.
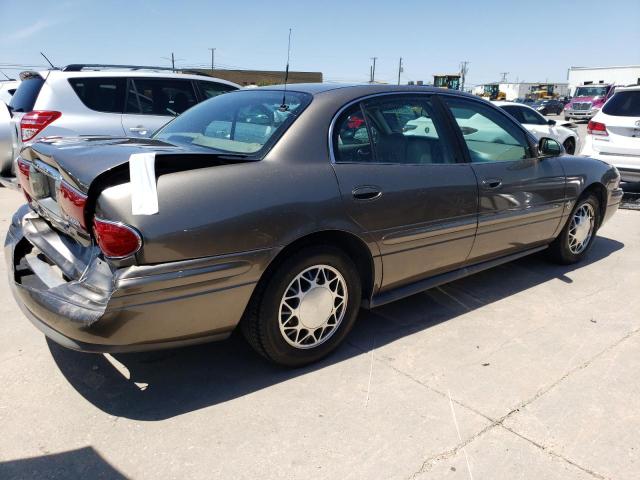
499;72;509;82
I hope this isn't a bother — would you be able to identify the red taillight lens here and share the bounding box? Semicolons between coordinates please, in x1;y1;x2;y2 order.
20;111;62;142
16;157;33;201
57;181;88;229
93;218;142;259
587;121;608;136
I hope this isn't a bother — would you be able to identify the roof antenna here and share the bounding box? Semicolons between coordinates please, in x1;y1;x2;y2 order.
0;70;11;81
279;28;292;112
40;51;57;69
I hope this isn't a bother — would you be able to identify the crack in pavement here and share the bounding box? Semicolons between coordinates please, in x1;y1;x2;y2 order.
348;323;640;479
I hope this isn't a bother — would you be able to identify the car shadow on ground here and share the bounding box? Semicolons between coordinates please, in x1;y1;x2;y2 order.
48;236;624;421
0;447;127;480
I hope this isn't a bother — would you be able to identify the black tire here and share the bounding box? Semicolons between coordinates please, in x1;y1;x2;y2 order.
241;246;362;367
564;116;570;121
563;137;576;155
549;194;600;265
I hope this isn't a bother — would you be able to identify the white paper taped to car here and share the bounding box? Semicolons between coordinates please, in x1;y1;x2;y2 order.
129;152;159;215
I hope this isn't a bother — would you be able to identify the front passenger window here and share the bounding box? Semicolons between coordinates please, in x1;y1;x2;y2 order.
444;98;532;163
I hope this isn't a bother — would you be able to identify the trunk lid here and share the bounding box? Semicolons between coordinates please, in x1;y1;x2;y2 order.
593;114;640;156
26;136;186;192
19;136;254;252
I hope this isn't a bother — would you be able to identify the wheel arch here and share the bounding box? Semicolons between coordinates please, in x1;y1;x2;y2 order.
580;182;607;228
259;229;378;305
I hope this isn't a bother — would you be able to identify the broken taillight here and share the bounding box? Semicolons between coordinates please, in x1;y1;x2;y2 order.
93;218;142;259
20;111;62;142
57;181;88;229
16;157;33;202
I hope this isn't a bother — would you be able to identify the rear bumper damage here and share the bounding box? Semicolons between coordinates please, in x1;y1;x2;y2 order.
5;206;268;352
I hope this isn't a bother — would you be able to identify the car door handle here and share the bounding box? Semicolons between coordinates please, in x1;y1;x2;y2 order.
481;178;502;189
129;126;148;135
352;185;382;201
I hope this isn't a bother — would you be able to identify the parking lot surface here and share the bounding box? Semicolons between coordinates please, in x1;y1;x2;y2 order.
0;186;638;480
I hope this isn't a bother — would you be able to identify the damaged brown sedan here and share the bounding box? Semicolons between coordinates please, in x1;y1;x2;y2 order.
5;84;623;366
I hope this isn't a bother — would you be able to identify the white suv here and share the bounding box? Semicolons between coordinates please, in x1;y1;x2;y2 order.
580;85;640;183
0;65;239;186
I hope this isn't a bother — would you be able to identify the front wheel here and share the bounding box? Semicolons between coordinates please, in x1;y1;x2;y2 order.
549;194;600;264
241;246;362;367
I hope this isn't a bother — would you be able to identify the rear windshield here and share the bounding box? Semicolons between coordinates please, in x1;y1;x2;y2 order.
154;90;311;155
9;77;44;112
603;91;640;117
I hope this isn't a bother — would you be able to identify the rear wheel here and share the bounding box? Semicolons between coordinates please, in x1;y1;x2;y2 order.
241;246;361;367
564;116;570;121
549;194;599;264
563;137;576;155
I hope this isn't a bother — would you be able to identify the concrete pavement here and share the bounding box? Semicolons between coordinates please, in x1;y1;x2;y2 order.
0;186;638;480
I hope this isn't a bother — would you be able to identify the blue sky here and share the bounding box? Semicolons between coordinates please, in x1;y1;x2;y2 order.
1;0;639;86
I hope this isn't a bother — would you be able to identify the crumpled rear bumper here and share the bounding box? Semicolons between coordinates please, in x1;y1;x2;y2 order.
5;206;270;352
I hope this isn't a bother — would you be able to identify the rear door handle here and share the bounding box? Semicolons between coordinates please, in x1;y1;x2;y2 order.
481;178;502;190
352;185;382;201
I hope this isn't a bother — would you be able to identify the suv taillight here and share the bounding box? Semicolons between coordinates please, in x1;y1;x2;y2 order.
57;181;88;229
20;111;62;142
93;218;142;259
587;121;608;136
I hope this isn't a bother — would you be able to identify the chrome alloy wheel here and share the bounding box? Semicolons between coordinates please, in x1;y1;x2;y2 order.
278;265;348;349
568;203;595;254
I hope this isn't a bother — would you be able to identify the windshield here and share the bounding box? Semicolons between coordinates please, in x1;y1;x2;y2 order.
154;90;311;155
574;86;608;98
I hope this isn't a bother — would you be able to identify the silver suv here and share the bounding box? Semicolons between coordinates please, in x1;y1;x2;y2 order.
0;65;239;186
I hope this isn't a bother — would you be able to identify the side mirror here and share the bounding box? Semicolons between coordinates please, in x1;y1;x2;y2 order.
547;119;556;126
538;137;563;158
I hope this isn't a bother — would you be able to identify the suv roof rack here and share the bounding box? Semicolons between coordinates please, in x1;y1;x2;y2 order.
63;64;176;72
62;64;214;77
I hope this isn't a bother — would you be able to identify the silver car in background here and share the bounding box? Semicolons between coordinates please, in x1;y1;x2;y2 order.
0;65;239;186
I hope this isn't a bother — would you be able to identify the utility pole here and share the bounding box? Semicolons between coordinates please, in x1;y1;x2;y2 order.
370;57;377;83
209;48;216;70
397;57;403;85
162;53;183;72
459;61;469;91
500;72;509;82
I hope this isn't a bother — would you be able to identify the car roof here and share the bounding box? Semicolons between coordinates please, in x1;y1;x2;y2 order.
615;85;640;92
492;100;539;111
25;69;240;88
255;82;480;98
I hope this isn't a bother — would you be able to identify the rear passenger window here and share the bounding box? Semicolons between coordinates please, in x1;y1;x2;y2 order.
333;97;452;164
197;80;236;99
126;79;197;116
68;78;125;113
444;97;532;163
333;104;373;162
